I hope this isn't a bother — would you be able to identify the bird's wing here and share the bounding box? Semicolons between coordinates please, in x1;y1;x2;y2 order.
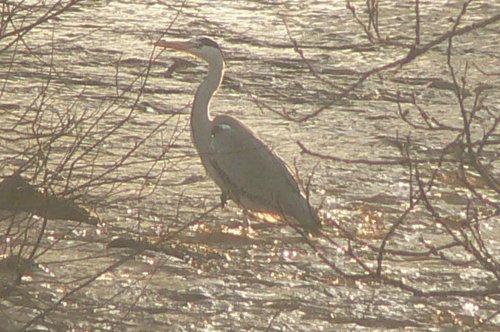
209;115;301;210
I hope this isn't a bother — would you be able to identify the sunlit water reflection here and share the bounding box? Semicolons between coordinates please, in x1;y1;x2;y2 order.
0;0;499;330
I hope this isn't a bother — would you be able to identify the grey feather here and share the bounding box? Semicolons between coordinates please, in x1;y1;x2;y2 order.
209;115;320;231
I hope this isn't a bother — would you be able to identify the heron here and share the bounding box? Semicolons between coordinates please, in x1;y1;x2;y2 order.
155;36;321;233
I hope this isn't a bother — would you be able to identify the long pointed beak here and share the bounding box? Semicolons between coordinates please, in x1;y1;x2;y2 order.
155;40;193;52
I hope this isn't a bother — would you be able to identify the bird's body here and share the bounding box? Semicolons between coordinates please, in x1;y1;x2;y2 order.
156;37;321;232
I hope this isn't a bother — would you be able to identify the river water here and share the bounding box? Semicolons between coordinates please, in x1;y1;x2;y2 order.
0;0;499;331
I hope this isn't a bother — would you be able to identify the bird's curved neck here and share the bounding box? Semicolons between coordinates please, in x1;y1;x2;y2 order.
191;56;224;156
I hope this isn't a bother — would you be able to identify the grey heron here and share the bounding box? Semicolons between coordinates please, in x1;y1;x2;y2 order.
155;37;321;233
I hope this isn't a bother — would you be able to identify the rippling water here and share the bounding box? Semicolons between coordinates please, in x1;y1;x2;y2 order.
0;0;499;330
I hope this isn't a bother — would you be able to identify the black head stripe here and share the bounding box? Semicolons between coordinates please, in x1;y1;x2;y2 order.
198;37;220;49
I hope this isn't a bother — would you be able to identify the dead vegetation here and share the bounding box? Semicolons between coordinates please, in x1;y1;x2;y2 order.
0;0;498;330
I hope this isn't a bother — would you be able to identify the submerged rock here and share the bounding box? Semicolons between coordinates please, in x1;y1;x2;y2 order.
0;174;98;225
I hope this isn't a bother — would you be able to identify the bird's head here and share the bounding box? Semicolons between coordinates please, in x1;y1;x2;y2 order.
155;36;223;63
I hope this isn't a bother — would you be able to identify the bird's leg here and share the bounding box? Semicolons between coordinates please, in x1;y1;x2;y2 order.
220;192;228;208
242;210;249;228
242;210;254;236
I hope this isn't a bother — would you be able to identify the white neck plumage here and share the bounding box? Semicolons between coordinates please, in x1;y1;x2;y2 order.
190;54;225;158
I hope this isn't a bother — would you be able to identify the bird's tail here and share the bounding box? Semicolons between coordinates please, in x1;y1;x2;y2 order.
279;191;321;233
